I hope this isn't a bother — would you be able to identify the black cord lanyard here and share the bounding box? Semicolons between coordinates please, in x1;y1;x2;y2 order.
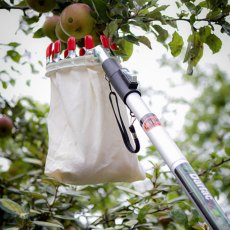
107;81;140;154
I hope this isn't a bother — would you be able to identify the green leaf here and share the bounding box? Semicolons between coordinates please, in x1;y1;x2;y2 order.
184;33;203;69
205;34;222;53
2;81;7;89
190;208;200;226
0;1;10;9
166;17;178;28
135;0;147;6
206;0;228;9
33;28;45;38
145;173;153;180
0;70;8;75
206;8;223;20
168;195;187;203
38;60;43;67
190;14;196;25
185;2;196;14
199;26;211;42
147;5;169;20
30;209;42;216
129;20;149;31
210;152;217;159
10;79;16;86
171;208;188;226
206;0;218;9
41;177;63;187
30;64;39;74
199;1;207;8
89;0;109;22
176;2;181;8
124;219;138;227
116;186;144;197
152;5;169;13
192;222;209;230
169;31;184;57
138;205;151;222
221;21;230;35
148;12;163;22
104;20;120;37
137;36;152;49
11;66;21;74
152;25;169;44
22;15;40;25
7;50;21;63
113;39;134;60
24;157;42;165
225;147;230;156
21;191;47;200
26;80;31;86
16;0;28;7
0;199;26;217
32;221;64;229
123;34;139;44
54;215;76;220
8;42;20;48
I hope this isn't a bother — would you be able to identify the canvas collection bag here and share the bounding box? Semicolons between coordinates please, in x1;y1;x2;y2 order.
45;55;145;185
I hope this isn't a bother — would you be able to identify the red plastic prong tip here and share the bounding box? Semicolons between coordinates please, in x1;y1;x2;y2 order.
84;35;94;49
110;41;118;50
67;37;76;50
54;40;61;54
46;43;53;57
51;50;54;60
79;48;86;56
64;49;68;58
100;35;109;49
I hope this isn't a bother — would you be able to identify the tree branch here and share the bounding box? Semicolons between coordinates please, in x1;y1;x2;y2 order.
0;5;30;11
198;157;230;177
142;16;226;24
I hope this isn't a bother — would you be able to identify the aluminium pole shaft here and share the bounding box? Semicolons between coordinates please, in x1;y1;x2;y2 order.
126;93;230;230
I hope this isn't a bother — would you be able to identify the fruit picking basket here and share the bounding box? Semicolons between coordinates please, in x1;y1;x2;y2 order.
44;36;145;185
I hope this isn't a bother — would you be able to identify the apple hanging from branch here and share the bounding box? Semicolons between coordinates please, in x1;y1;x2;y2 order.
42;15;60;42
0;115;13;138
60;3;95;40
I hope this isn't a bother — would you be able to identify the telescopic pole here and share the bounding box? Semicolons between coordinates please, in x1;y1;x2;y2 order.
94;46;230;230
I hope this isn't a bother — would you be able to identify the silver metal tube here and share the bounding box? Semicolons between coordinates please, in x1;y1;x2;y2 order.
126;92;187;171
94;45;110;63
126;92;230;230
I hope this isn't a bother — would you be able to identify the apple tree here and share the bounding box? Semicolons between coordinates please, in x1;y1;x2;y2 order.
1;0;229;73
0;0;230;229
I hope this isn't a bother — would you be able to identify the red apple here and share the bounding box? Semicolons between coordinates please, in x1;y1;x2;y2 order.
43;15;60;42
55;21;69;43
0;115;13;138
60;3;95;39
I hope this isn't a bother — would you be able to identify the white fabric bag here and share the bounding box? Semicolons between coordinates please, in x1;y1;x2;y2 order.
45;55;145;185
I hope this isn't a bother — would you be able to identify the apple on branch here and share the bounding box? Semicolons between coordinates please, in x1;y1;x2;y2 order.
43;15;60;42
55;21;69;43
0;115;13;138
60;3;95;40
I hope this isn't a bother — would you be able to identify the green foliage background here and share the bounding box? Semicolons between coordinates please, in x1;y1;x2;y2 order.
0;0;230;229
